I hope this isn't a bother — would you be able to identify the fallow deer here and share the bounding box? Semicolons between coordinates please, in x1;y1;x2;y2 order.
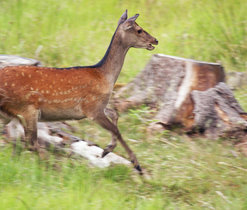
0;10;158;174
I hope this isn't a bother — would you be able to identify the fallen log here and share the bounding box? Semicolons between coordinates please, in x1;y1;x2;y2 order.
4;120;130;168
114;54;247;138
0;54;41;67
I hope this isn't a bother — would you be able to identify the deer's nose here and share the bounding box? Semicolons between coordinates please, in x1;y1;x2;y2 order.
154;39;158;45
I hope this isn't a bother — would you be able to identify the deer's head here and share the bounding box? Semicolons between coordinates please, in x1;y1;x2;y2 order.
118;10;158;50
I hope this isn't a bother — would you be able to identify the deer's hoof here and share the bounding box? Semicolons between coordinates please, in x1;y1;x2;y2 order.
131;159;143;175
135;164;143;175
102;144;116;158
101;149;110;158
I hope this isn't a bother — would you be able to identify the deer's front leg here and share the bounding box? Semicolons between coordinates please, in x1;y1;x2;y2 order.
94;112;142;175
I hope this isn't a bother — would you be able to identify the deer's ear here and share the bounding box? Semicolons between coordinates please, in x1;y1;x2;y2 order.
122;14;139;30
118;10;128;25
126;14;139;22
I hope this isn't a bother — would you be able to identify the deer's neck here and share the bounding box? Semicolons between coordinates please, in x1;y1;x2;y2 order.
98;30;130;86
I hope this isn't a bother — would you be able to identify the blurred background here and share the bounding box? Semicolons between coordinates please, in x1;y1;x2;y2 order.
1;0;246;83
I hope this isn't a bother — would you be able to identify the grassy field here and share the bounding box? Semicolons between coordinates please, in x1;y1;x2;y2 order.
0;0;247;209
1;108;247;209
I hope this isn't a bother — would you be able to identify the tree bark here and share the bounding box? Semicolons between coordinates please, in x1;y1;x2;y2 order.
191;82;247;138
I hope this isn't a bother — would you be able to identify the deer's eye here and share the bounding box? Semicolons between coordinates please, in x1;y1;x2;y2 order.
137;29;142;34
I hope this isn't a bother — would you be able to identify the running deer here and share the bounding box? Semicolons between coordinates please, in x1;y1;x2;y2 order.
0;10;158;174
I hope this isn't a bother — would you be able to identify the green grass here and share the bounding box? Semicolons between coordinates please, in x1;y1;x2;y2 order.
1;111;247;209
1;0;247;209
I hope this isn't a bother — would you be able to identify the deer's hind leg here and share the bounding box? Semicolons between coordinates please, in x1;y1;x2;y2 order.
101;108;119;157
18;105;39;152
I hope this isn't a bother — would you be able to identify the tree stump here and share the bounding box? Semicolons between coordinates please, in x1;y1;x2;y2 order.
114;54;247;138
